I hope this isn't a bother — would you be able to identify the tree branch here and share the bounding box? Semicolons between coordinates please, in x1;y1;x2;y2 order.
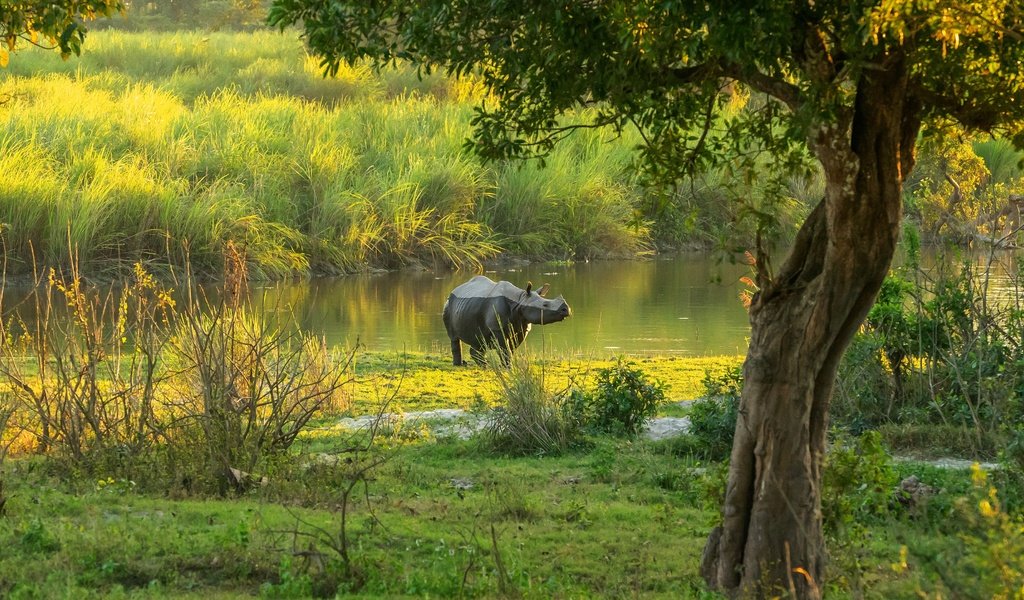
16;33;58;51
665;63;719;85
946;6;1024;42
687;90;718;172
667;60;802;113
911;85;1006;132
722;63;802;112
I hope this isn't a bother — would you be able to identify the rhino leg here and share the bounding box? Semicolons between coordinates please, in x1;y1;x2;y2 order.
450;338;464;366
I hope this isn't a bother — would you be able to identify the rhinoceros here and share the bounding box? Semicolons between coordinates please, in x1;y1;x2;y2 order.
442;275;571;365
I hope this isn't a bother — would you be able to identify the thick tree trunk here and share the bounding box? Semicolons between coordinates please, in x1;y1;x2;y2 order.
701;56;921;598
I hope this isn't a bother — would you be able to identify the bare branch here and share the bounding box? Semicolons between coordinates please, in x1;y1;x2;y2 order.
687;87;720;172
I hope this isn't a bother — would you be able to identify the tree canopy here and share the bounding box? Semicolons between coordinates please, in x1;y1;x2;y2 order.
1;0;124;66
269;1;1024;179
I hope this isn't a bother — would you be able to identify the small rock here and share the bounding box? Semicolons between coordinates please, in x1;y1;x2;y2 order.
894;475;937;515
450;478;474;491
643;417;692;441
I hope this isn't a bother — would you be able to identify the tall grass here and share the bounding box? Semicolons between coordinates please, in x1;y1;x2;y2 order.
482;354;584;456
484;124;651;259
974;138;1024;186
0;31;651;276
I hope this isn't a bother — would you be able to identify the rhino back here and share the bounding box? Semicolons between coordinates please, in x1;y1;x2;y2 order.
450;276;524;302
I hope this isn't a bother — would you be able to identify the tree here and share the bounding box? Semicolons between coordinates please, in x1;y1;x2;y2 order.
0;0;123;67
268;1;1024;597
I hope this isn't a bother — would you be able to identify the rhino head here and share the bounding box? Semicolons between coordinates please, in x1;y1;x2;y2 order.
516;282;571;325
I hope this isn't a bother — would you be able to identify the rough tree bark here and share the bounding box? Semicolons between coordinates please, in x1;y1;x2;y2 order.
701;53;922;598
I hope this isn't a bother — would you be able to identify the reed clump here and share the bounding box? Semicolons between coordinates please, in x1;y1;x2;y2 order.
481;354;585;456
0;31;651;277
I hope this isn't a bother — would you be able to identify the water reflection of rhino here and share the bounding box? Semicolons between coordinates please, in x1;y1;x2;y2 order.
442;275;571;366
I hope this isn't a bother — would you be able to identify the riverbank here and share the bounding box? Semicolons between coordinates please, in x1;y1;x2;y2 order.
0;409;1002;598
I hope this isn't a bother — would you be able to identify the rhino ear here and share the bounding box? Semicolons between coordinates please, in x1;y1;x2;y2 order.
538;283;551;297
525;281;533;294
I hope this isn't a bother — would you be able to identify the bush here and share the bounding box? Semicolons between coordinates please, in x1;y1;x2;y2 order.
0;403;10;515
836;254;1024;459
912;464;1024;599
832;332;894;435
483;358;667;453
663;366;741;461
168;248;355;493
0;245;355;494
0;261;174;464
821;431;897;533
481;356;585;455
584;359;665;437
877;423;1003;461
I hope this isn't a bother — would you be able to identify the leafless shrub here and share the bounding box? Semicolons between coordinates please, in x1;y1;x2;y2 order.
269;391;399;594
0;251;174;463
0;396;13;516
0;240;355;494
167;244;355;493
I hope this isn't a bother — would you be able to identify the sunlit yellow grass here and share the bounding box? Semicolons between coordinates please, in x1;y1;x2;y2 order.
0;30;648;276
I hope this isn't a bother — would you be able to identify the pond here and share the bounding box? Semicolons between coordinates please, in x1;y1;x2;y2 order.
249;255;754;357
8;251;1017;360
259;248;1024;358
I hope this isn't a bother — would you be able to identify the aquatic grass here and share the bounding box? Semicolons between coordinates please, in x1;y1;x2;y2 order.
481;119;649;259
485;164;565;252
402;155;491;217
49;153;134;270
544;131;652;259
345;352;745;414
379;66;456;99
0;141;62;263
332;184;499;271
3;30;458;106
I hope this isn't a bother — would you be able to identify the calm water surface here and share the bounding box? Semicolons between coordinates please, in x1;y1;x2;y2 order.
251;255;753;357
8;251;1021;358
